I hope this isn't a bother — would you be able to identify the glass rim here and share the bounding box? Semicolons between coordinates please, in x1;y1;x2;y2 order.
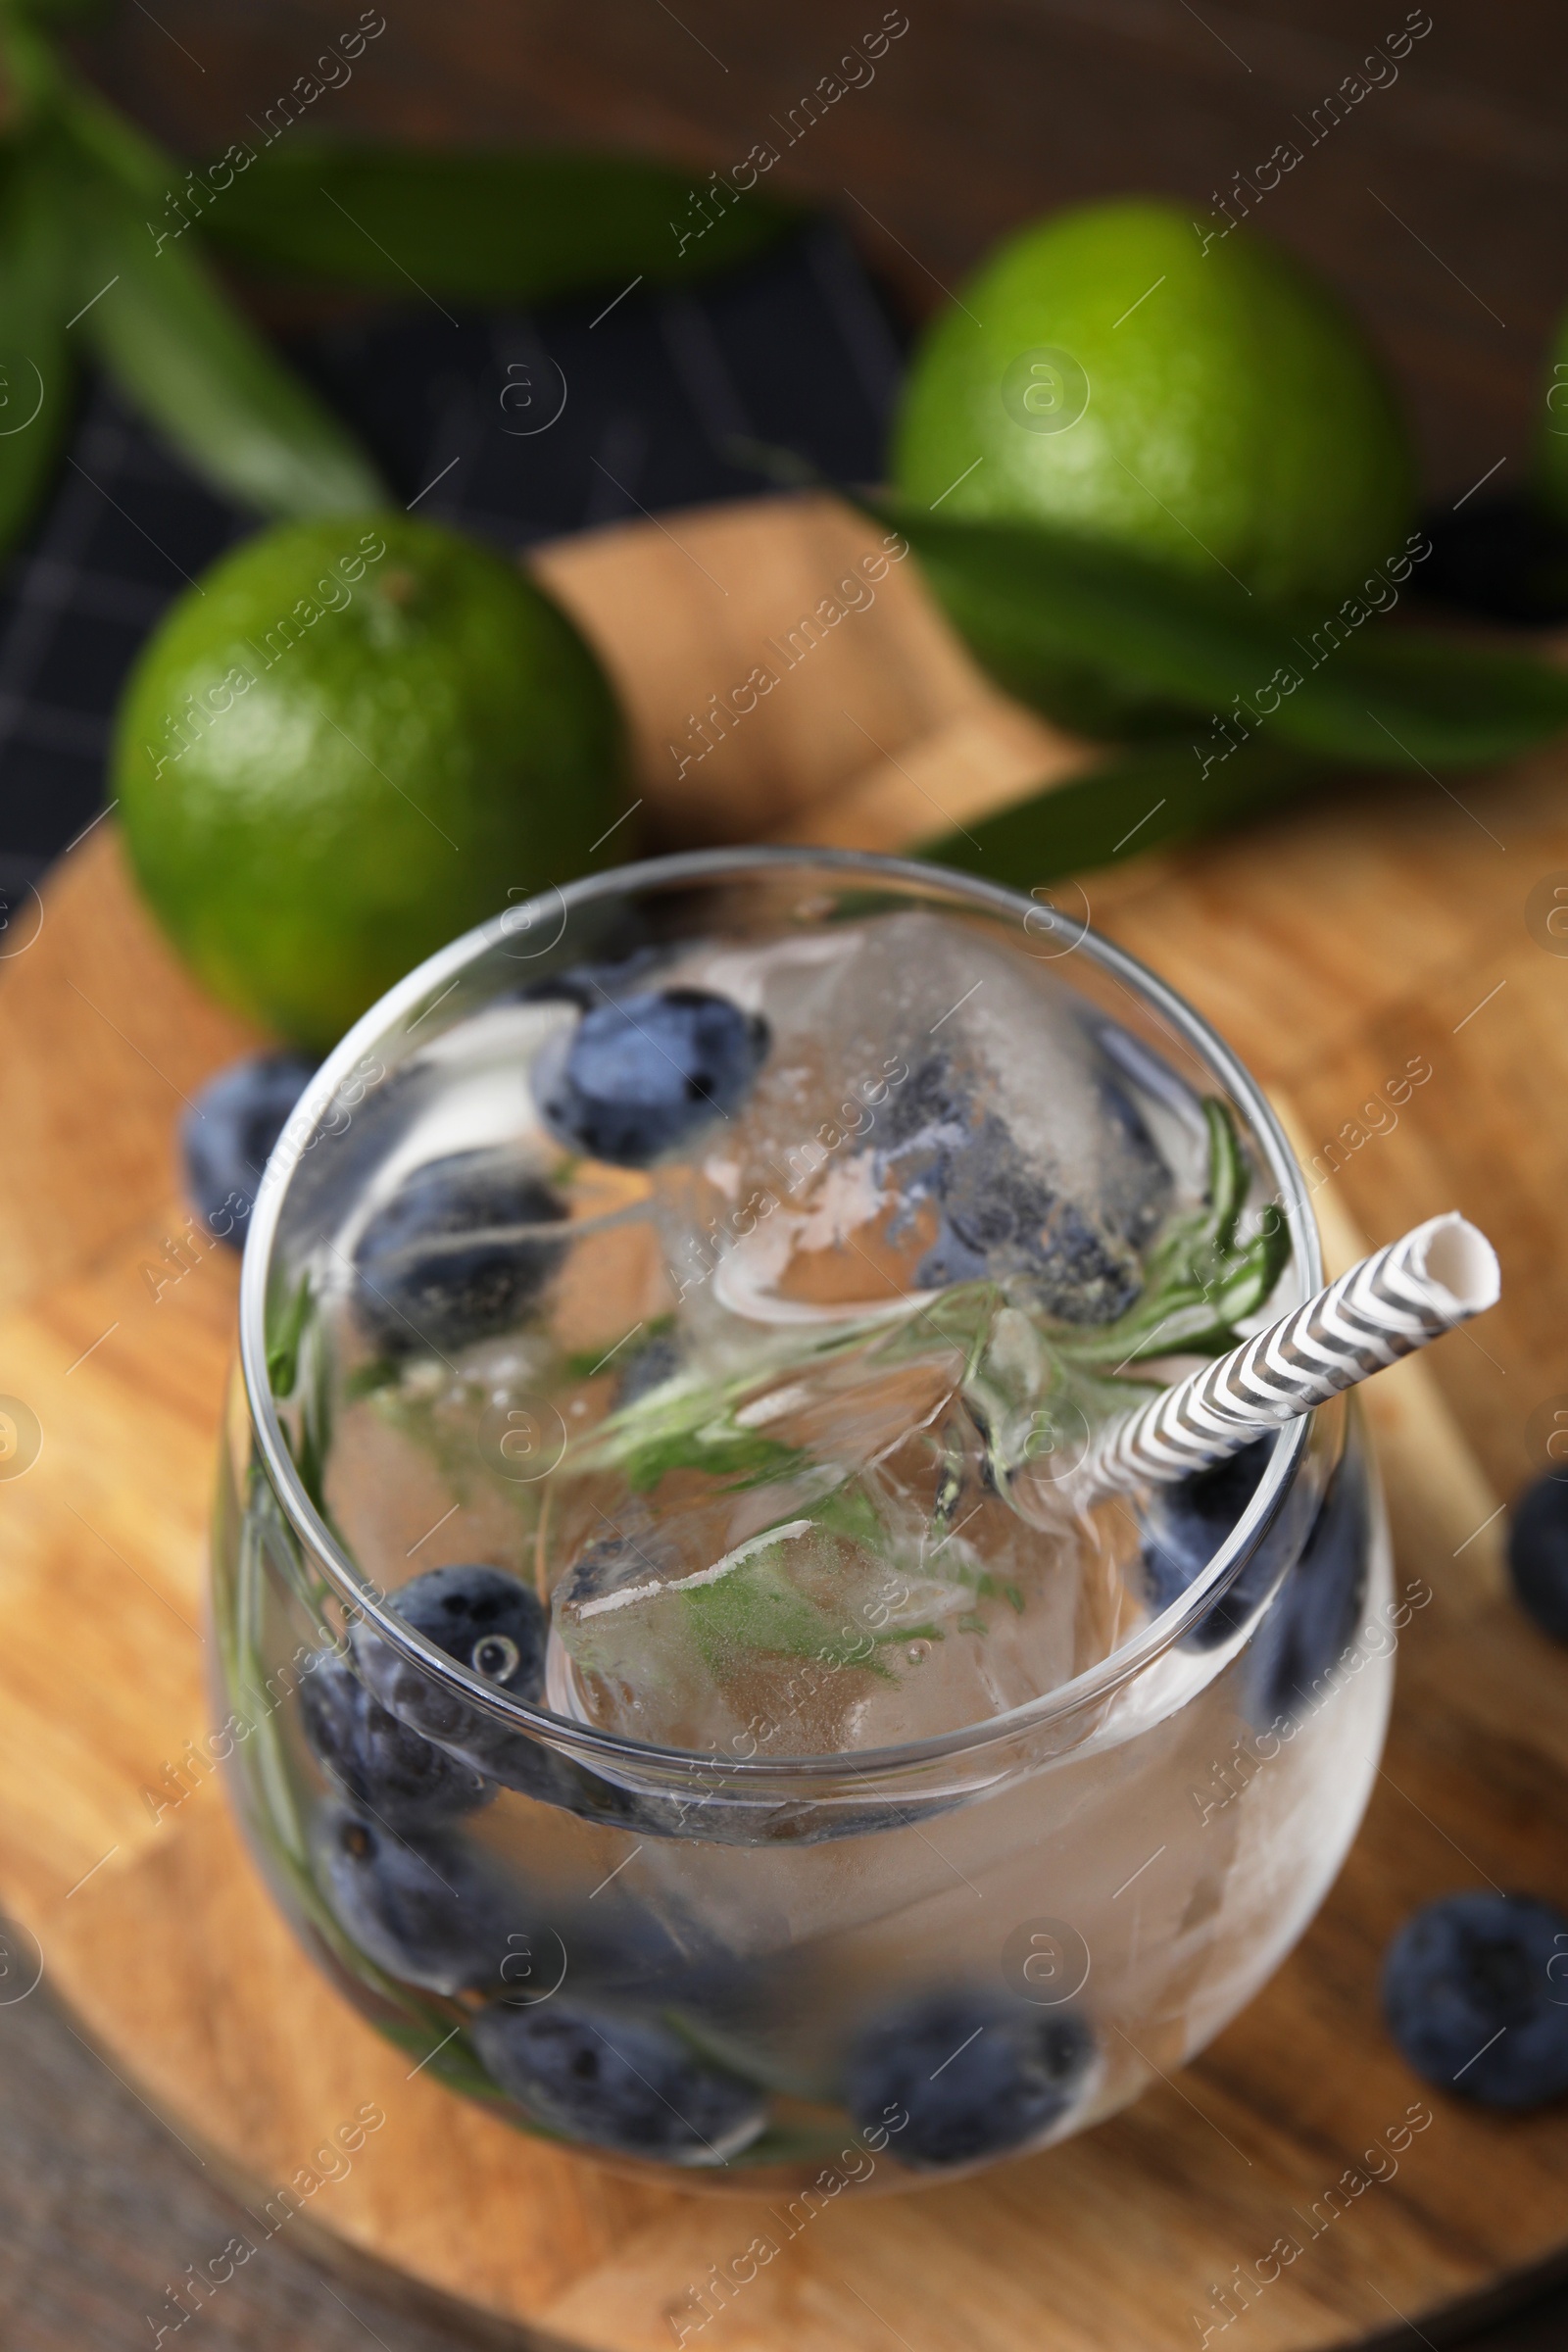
237;845;1322;1784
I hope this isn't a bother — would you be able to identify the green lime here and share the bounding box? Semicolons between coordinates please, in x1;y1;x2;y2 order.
114;514;624;1051
892;198;1417;732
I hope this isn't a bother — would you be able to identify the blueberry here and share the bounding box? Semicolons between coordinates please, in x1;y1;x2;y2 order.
878;1054;971;1156
916;1119;1057;1285
555;1886;719;1995
312;1804;535;1995
299;1651;493;1828
392;1563;549;1694
1245;1442;1370;1725
1141;1439;1276;1644
615;1329;683;1407
1382;1891;1568;2108
537;987;769;1166
554;1532;666;1616
877;1056;1145;1324
1095;1072;1176;1249
471;1996;767;2163
354;1565;629;1819
844;1990;1096;2169
352;1149;567;1356
355;1565;547;1750
1506;1475;1568;1641
181;1052;316;1247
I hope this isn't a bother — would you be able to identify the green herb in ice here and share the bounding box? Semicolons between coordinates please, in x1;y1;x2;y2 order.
1053;1098;1290;1370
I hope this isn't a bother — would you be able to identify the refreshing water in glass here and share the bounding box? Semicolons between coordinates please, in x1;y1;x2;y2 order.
214;852;1392;2186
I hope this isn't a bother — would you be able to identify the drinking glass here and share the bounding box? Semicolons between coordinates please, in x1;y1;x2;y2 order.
211;849;1392;2190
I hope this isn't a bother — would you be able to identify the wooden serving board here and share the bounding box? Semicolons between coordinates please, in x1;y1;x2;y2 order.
2;494;1567;2352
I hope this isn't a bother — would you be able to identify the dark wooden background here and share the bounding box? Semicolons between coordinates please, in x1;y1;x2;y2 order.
7;2;1568;2344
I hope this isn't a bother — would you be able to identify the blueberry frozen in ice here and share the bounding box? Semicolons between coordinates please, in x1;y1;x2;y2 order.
537;986;770;1166
693;912;1179;1331
352;1149;567;1356
876;1053;1168;1322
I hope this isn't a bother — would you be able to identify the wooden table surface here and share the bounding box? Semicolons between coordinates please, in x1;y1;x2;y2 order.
7;2;1568;2345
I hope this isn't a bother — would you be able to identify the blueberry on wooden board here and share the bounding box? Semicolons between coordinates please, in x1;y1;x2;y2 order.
181;1051;315;1245
1382;1890;1568;2108
1506;1474;1568;1641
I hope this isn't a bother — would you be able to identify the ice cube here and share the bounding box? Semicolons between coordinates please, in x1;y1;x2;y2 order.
670;911;1174;1330
544;1316;1143;1757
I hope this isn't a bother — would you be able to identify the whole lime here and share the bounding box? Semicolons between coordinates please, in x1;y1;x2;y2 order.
114;514;624;1050
892;198;1417;732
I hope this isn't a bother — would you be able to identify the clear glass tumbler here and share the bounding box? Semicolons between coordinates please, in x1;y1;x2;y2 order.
211;849;1392;2191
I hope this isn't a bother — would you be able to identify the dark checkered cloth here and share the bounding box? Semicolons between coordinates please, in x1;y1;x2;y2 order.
0;219;902;903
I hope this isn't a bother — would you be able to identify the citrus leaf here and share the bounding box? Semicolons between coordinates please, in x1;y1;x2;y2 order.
197;141;806;302
62;148;386;516
0;141;74;555
918;734;1331;889
4;0;111;26
53;62;172;197
882;503;1568;770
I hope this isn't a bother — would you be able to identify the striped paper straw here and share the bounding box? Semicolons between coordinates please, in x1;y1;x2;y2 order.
1085;1212;1498;1495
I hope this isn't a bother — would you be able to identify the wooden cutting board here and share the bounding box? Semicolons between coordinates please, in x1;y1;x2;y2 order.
2;493;1567;2352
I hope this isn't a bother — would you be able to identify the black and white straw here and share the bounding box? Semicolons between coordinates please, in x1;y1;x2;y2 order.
1085;1211;1499;1495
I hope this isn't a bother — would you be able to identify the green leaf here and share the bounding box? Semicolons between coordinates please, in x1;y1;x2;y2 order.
620;1421;804;1495
1054;1100;1290;1371
48;47;174;195
0;141;74;556
882;503;1568;770
59;143;387;516
197;141;805;302
680;1543;895;1682
920;734;1329;891
266;1271;313;1397
3;0;111;28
